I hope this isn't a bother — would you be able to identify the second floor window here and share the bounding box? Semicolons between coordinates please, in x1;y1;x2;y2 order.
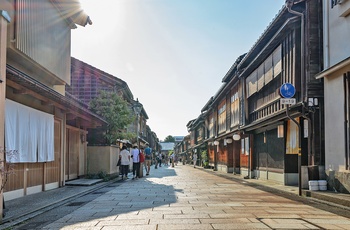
218;100;226;133
196;127;203;142
209;114;214;138
231;88;239;127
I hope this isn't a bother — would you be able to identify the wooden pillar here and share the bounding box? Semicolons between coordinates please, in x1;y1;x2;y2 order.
0;9;10;221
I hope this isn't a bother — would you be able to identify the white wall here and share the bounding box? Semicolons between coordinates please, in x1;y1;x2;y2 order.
324;75;346;171
324;0;350;67
323;0;350;171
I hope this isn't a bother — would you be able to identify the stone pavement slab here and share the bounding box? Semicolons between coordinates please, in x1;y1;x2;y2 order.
65;179;103;186
3;164;350;230
28;165;350;229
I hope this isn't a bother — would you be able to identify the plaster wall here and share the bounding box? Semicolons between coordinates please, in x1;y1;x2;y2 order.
324;0;350;67
87;146;119;176
324;74;346;171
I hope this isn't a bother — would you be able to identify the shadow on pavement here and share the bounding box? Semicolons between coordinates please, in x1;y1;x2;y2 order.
12;166;182;230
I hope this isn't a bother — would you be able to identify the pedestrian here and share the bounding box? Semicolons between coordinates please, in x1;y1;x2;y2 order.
119;146;130;180
131;145;140;179
155;152;161;168
162;153;165;166
157;152;162;167
140;147;147;173
140;147;145;177
154;151;158;169
144;144;152;175
171;152;175;167
174;154;178;166
193;152;198;168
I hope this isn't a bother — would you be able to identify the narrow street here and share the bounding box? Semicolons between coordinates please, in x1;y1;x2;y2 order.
13;165;350;230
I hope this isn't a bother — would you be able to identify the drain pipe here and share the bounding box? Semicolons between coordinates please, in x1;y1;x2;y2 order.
285;0;305;197
285;0;305;102
286;105;302;196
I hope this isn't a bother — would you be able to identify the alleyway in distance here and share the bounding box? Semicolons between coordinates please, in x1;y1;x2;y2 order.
14;164;350;230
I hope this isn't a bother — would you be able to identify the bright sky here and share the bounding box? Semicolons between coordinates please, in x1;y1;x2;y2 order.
71;0;285;141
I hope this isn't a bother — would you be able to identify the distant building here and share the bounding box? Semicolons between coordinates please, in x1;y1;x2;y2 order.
173;136;185;144
160;142;175;151
160;142;175;157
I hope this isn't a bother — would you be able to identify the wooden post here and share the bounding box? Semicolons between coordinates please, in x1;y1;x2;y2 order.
0;9;10;221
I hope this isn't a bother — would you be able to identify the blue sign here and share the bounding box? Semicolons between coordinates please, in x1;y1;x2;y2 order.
280;83;295;99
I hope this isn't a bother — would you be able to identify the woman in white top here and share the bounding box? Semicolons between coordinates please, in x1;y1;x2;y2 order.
119;146;131;180
131;146;140;179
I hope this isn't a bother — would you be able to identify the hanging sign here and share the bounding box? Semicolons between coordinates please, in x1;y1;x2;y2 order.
280;83;296;105
280;83;295;98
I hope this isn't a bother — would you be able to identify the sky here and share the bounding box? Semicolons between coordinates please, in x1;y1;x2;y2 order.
71;0;285;141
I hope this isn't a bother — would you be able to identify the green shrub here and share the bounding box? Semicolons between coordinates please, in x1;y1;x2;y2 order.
86;171;110;181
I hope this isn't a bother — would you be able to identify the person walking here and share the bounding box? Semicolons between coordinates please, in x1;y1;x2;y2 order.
193;152;198;168
157;152;162;167
119;146;130;180
154;151;158;169
139;147;145;177
140;147;147;173
170;152;175;168
131;145;140;179
144;144;152;175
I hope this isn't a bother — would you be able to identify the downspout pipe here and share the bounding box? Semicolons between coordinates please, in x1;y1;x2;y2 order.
285;0;305;196
286;105;302;196
285;0;305;103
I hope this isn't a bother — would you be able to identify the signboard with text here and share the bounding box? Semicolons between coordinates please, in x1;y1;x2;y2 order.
280;98;296;105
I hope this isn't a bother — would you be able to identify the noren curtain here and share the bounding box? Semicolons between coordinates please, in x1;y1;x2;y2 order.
5;99;54;163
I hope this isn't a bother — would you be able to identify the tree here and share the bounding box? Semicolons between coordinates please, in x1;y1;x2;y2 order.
0;149;17;193
164;135;175;142
89;90;135;144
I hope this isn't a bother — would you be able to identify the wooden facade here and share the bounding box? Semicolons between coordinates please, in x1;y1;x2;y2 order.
68;58;160;151
187;0;324;186
0;1;105;215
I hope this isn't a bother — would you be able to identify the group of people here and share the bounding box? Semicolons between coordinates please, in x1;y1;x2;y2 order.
118;144;152;180
118;146;199;179
154;152;166;168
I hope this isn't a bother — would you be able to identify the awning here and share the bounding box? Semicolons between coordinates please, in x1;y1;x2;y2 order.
316;56;350;79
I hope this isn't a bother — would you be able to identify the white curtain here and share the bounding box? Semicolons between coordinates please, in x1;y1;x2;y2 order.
5;99;54;163
4;100;19;162
38;114;54;162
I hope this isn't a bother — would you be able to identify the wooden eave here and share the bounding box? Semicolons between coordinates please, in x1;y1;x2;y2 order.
51;0;92;28
209;82;227;107
222;53;246;83
206;70;240;111
201;96;213;113
6;65;107;129
315;56;350;79
186;119;195;129
201;5;305;114
237;4;304;77
141;107;149;120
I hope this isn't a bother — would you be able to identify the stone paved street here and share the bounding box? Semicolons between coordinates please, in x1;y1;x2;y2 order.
20;165;350;229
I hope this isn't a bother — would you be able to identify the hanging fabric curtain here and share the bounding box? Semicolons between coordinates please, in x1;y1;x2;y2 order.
5;99;54;163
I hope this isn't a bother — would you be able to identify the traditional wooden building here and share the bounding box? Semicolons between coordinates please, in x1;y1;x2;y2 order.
186;114;207;167
192;0;324;187
0;1;106;219
67;58;160;148
200;54;245;174
238;0;324;185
